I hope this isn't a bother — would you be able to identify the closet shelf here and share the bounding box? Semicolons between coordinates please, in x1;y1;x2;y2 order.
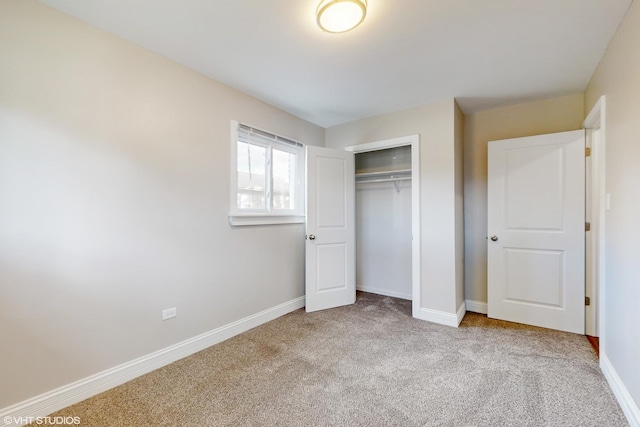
355;169;411;193
356;177;411;184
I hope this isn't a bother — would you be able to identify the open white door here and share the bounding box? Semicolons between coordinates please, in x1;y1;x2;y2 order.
488;130;585;334
305;146;355;312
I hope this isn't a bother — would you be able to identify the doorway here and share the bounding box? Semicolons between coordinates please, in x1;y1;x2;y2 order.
486;107;606;337
346;135;421;317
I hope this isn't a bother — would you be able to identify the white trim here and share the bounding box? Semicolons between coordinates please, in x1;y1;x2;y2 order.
345;135;421;319
356;285;411;300
456;301;466;325
344;135;418;152
583;96;606;341
584;129;596;336
0;297;305;426
230;120;240;217
583;96;604;129
465;299;488;314
229;214;305;226
601;353;640;427
415;301;465;328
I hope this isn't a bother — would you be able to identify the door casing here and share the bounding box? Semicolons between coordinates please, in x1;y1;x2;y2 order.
583;96;607;339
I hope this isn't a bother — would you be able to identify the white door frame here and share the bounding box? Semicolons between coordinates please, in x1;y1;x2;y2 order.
345;135;421;318
583;96;606;340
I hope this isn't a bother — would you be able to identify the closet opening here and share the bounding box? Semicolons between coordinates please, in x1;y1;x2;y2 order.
346;135;421;317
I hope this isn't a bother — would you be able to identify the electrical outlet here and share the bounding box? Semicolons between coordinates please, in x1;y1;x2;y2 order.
162;307;177;321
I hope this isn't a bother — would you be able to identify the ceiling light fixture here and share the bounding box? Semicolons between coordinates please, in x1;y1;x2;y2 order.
316;0;367;34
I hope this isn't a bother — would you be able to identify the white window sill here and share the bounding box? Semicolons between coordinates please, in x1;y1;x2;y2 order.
228;214;305;227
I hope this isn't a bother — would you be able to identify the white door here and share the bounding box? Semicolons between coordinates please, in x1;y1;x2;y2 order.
305;146;355;312
487;130;585;334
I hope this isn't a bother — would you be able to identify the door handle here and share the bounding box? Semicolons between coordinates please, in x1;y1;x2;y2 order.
490;235;498;242
309;235;316;240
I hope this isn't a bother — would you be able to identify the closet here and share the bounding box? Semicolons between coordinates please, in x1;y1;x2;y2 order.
355;145;413;300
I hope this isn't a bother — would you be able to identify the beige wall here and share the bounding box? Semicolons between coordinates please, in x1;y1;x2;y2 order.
585;0;640;410
463;94;585;304
0;0;324;408
326;99;463;315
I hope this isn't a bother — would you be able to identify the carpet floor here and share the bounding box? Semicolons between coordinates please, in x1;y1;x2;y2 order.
47;292;627;426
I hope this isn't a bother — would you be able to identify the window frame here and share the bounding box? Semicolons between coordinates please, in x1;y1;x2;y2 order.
229;120;305;226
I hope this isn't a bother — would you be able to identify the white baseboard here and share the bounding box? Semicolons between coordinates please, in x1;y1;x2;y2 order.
356;285;411;301
601;352;640;427
465;299;488;314
456;301;466;326
0;296;305;426
415;301;466;328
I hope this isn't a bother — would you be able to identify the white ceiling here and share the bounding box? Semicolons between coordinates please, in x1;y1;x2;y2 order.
38;0;632;127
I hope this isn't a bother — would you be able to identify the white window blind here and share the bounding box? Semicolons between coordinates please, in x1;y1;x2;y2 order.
237;124;303;148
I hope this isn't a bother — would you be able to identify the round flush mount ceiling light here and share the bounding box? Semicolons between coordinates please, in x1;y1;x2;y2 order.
316;0;367;33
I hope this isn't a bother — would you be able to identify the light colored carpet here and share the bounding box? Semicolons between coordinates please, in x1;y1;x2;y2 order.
47;292;627;426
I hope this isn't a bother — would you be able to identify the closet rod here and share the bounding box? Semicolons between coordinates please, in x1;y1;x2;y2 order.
356;177;412;184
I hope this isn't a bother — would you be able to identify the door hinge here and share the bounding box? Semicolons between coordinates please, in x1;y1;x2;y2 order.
585;296;591;306
585;222;591;231
585;147;591;157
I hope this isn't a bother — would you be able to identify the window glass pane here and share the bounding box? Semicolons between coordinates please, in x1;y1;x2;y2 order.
272;149;296;210
237;141;266;210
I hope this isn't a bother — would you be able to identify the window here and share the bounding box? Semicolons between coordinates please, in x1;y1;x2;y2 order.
229;121;305;226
